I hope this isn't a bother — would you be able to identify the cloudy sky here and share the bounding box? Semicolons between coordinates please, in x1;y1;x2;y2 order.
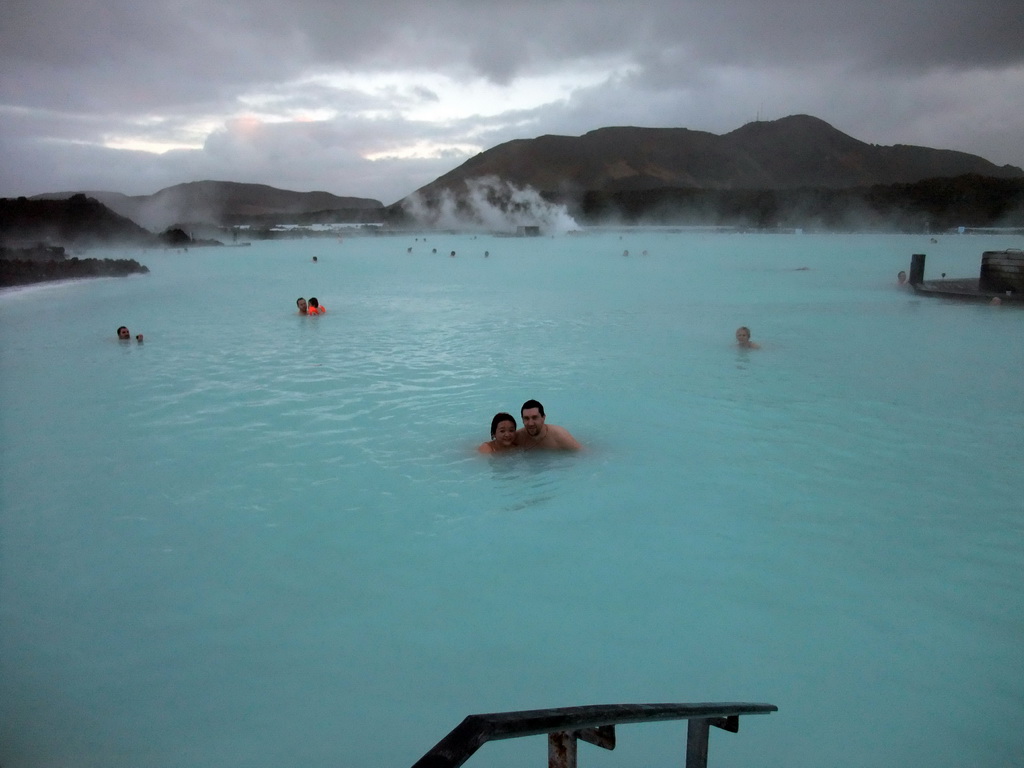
2;0;1022;205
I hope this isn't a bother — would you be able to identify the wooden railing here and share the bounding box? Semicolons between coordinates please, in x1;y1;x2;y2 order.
411;701;777;768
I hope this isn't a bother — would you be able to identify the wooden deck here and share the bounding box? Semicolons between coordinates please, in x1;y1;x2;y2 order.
911;278;1024;303
908;252;1023;304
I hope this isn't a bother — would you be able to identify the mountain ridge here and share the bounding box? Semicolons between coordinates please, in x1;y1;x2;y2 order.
32;180;384;230
8;114;1023;235
406;114;1022;205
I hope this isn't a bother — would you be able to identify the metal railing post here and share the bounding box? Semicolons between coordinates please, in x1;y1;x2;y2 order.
411;702;776;768
548;731;578;768
685;718;711;768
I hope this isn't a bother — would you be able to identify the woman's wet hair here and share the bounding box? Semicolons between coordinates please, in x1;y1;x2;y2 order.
490;412;516;438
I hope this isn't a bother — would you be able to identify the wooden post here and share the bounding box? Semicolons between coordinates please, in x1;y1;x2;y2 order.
909;253;926;285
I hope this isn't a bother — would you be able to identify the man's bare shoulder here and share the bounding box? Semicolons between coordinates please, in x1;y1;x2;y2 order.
545;424;582;450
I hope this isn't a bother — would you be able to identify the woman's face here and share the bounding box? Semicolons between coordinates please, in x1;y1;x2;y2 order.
493;419;517;447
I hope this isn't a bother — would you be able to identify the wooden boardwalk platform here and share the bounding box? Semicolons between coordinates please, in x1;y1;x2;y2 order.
909;253;1024;304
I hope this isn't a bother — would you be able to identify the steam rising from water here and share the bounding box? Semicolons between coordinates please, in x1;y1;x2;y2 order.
401;176;578;234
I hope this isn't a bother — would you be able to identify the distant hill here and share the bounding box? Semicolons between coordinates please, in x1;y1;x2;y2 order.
0;194;158;248
404;115;1023;204
33;181;384;230
14;117;1024;235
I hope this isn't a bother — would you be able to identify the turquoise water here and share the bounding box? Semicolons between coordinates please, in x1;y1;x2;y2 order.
2;232;1023;768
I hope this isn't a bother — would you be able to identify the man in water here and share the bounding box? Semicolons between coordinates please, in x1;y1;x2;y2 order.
735;326;760;349
296;297;308;314
117;326;143;342
516;399;581;451
897;270;908;285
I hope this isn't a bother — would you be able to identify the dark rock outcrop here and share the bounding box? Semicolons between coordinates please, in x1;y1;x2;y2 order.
157;227;222;247
0;197;157;286
0;255;150;287
0;243;67;262
0;194;157;248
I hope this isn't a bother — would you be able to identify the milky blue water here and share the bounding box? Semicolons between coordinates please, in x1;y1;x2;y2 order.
2;232;1023;768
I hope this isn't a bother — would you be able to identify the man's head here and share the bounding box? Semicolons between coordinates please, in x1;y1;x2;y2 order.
117;326;130;340
296;297;308;313
521;399;545;436
735;326;752;344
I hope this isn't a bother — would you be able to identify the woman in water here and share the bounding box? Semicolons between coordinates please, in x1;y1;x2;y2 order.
478;412;518;453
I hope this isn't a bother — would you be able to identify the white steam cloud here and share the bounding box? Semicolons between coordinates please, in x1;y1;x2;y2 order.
401;177;579;234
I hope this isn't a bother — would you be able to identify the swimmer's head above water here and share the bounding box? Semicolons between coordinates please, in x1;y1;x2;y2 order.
296;297;308;314
736;326;760;349
490;412;516;440
517;399;582;451
520;399;545;435
478;412;518;453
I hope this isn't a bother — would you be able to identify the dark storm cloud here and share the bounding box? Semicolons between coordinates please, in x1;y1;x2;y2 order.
1;0;1021;202
7;0;1019;106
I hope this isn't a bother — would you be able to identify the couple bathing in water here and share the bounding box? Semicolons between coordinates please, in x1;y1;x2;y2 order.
478;399;582;454
296;297;325;315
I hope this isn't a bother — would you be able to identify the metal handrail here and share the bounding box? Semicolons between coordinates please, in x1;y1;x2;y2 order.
411;701;777;768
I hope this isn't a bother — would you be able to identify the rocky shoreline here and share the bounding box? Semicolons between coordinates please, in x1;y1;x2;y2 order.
0;246;150;287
